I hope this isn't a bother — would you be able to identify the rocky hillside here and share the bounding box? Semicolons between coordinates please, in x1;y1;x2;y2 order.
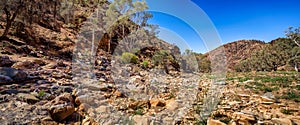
206;40;266;71
0;1;186;124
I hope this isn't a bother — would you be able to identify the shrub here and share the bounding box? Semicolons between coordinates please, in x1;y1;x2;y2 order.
151;50;169;66
282;91;300;102
281;109;292;115
133;109;144;115
121;52;139;64
141;60;149;69
38;90;46;98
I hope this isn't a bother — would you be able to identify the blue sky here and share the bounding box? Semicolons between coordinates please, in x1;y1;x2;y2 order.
146;0;300;53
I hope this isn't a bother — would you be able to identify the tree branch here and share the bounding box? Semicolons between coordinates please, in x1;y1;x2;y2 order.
292;38;300;47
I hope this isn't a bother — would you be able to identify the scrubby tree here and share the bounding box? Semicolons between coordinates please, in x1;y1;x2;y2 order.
234;38;296;72
195;53;211;73
0;0;25;39
104;0;155;53
0;0;65;39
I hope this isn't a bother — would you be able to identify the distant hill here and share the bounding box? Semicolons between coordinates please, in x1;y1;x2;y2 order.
206;40;266;71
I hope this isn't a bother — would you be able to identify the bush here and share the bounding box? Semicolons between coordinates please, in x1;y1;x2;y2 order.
152;50;169;66
121;52;139;64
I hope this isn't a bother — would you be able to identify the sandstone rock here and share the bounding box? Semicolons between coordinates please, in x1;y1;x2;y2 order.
165;98;179;111
260;92;275;103
32;59;46;66
17;93;39;104
75;95;101;105
207;119;226;125
82;116;98;125
0;67;27;82
12;61;38;69
271;118;292;125
99;78;106;82
234;112;255;121
132;115;150;125
237;119;251;125
262;112;272;120
150;98;165;108
0;56;15;67
78;103;90;112
113;90;124;98
291;119;300;125
96;106;109;113
228;120;237;125
47;93;75;121
41;116;58;125
129;100;149;109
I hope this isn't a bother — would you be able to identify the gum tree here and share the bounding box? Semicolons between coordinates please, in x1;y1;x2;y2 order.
286;27;300;71
0;0;25;39
104;0;154;53
0;0;63;40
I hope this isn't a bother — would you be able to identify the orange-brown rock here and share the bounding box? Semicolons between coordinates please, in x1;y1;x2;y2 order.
150;98;166;108
207;119;226;125
47;93;75;121
165;98;179;111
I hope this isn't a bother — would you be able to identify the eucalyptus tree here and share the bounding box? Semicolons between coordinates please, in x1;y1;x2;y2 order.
286;27;300;71
103;0;155;53
0;0;63;39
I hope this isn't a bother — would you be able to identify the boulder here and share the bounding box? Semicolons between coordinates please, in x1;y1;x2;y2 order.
47;93;75;121
132;115;150;125
17;93;40;104
0;67;27;82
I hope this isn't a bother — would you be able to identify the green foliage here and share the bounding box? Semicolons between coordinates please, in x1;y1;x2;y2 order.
38;90;46;98
259;86;279;92
220;119;231;124
141;60;149;68
235;37;299;72
237;77;251;82
296;85;300;90
281;109;292;115
133;108;144;115
151;50;169;66
286;26;300;47
281;91;300;102
195;53;211;73
181;49;201;73
121;52;138;64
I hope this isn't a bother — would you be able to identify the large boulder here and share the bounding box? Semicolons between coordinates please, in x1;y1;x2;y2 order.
47;93;75;121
